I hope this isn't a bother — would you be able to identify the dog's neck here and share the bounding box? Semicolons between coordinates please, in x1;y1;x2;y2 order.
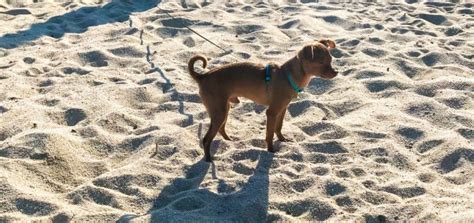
281;56;312;90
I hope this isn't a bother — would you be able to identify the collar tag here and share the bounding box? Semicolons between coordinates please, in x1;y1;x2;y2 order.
264;65;271;83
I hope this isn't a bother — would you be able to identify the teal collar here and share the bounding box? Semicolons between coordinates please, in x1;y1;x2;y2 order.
286;72;303;93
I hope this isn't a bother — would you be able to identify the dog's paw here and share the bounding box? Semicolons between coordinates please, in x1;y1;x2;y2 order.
222;135;233;141
278;136;294;142
205;155;213;162
267;146;275;153
225;136;240;141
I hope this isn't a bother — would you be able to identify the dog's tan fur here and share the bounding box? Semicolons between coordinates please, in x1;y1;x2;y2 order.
189;39;338;162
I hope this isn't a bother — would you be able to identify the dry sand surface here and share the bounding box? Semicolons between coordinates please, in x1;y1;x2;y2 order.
0;0;473;222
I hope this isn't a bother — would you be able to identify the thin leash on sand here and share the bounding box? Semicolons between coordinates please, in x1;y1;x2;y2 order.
157;7;242;61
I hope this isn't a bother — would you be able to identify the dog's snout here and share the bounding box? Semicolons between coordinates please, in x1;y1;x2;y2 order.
320;66;337;79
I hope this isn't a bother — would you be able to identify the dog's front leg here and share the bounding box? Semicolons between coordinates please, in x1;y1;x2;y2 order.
276;107;292;142
265;108;278;153
265;101;289;152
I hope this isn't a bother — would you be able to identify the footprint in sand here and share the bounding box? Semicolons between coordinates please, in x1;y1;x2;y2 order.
300;122;346;138
355;131;387;140
155;27;185;38
305;153;328;164
77;50;109;67
335;196;361;212
340;39;360;48
360;191;398;205
96;112;141;134
278;19;300;29
51;212;72;223
1;8;31;15
67;186;120;208
354;70;385;79
109;77;126;84
440;97;469;110
232;162;255;176
417;13;450;26
328;48;349;58
15;198;57;216
119;134;153;151
395;127;425;143
38;79;54;87
23;57;35;64
37;98;60;107
364;214;388;223
360;147;391;164
381;185;426;199
62;67;90;75
312;166;329;176
172;197;206;212
365;80;408;93
406;102;467;129
306;78;334;95
108;46;145;58
395;58;426;78
325;181;346;196
439;148;474;173
418;173;436;183
351;168;366;177
362;48;387;58
336;169;352;178
456;7;473;14
231;149;261;162
417;139;444;154
444;26;463;36
276;199;335;221
303;141;348;154
183;37;195;47
170;91;201;103
287;100;314;117
0;105;8;114
64;108;87;126
322;16;359;31
406;50;421;57
93;174;161;196
415;86;437;97
137;78;157;85
235;24;264;35
421;52;472;67
457;128;473;140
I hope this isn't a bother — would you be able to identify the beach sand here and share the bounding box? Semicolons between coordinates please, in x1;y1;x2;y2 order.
0;0;473;221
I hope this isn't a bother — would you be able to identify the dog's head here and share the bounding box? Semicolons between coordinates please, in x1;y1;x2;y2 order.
297;39;337;79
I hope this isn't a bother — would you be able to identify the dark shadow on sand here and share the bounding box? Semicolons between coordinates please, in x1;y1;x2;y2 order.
117;153;273;223
146;56;195;127
0;0;161;49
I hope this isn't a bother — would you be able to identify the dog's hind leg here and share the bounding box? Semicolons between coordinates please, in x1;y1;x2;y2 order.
202;101;227;162
219;102;232;140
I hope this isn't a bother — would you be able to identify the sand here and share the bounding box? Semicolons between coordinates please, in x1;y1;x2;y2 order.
0;0;473;222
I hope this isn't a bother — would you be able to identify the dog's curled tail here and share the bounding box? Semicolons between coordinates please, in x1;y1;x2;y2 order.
188;55;207;81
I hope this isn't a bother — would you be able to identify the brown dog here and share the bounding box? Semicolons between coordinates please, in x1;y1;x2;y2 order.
188;39;338;162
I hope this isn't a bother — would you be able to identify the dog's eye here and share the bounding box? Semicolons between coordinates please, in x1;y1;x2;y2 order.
312;48;325;62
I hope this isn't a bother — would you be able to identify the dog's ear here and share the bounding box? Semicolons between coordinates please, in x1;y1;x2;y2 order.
298;45;314;61
319;39;336;49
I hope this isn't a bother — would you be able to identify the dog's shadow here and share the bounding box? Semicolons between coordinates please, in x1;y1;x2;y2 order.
0;0;161;49
117;152;273;222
